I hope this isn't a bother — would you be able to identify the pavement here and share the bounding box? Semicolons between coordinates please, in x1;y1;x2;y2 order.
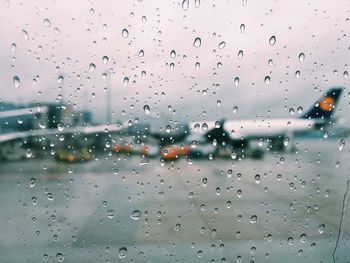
0;138;350;262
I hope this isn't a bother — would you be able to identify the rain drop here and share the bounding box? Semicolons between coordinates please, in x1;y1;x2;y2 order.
170;50;176;59
11;43;17;52
13;76;20;88
30;178;36;187
195;62;200;70
269;36;276;46
318;224;325;234
143;105;150;115
26;149;33;158
240;24;245;33
106;209;114;219
193;37;201;48
118;247;127;258
298;52;305;62
43;18;51;27
201;123;208;131
237;50;243;59
195;0;200;8
56;253;64;262
122;28;129;38
89;63;96;71
234;77;239;87
57;75;64;83
250;215;257;223
138;50;144;57
338;139;345;151
182;0;189;11
218;41;226;49
57;123;64;132
22;30;29;40
264;76;271;84
130;210;141;220
102;56;109;64
123;77;129;86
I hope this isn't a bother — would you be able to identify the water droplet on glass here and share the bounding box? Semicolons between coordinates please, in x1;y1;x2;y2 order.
202;123;208;131
323;131;328;139
182;0;189;11
57;75;64;83
343;71;349;79
122;28;129;38
106;209;114;219
130;210;141;220
57;123;64;132
295;107;303;115
264;76;271;84
170;50;176;59
240;24;245;33
22;29;29;40
233;106;238;113
250;215;257;223
237;50;243;59
43;18;51;27
298;52;305;62
195;62;200;70
143;105;150;115
234;77;239;87
13;76;20;88
47;193;54;201
89;63;96;71
295;70;301;79
318;224;325;234
102;56;109;64
123;77;129;86
138;50;144;57
338;139;345;151
118;247;127;258
218;41;226;49
30;178;36;187
26;149;33;158
56;252;64;262
11;43;17;52
195;0;200;8
174;223;181;231
193;37;201;48
269;36;276;46
42;254;48;261
289;108;295;115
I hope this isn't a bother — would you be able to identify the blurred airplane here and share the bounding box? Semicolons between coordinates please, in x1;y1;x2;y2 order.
162;87;344;160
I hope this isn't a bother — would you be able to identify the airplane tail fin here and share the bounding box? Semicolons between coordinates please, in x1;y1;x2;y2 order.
300;87;343;119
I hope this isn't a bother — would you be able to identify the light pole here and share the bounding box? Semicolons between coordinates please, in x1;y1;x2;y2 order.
106;72;112;124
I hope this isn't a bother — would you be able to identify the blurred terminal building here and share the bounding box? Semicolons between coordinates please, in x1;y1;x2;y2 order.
0;101;92;134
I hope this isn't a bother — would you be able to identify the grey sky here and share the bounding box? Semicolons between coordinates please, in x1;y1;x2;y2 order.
0;0;349;124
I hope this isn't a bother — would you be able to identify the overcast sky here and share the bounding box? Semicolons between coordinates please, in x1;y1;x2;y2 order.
0;0;349;124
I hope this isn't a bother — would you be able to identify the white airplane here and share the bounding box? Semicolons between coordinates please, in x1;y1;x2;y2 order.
161;87;344;160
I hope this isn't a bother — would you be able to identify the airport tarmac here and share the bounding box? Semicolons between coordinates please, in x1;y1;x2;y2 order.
0;138;350;262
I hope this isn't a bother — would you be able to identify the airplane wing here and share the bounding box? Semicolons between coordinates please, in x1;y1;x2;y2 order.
0;124;124;144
